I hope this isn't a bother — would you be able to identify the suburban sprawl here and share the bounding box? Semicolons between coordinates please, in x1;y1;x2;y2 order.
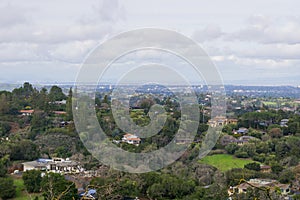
1;82;300;199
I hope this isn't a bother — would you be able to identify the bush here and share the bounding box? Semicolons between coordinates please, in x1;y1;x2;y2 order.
235;150;249;158
253;154;266;163
0;177;16;199
244;162;261;171
0;122;11;136
225;143;239;154
279;170;295;184
271;164;284;175
0;161;7;177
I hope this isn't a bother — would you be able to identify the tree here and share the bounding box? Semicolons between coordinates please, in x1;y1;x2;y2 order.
34;88;50;112
12;82;35;100
147;174;195;199
55;146;71;158
140;172;161;194
48;86;66;102
244;162;261;171
275;141;290;160
102;94;109;104
255;142;270;154
41;173;77;200
30;111;49;139
279;170;295;184
118;178;139;197
65;88;73;121
235;150;249;158
0;93;9;115
138;98;154;113
0;161;7;177
239;143;256;157
271;164;284;175
288;122;298;135
23;170;42;193
222;124;237;134
268;128;283;138
225;143;239;154
0;122;11;137
0;177;16;199
10;140;40;161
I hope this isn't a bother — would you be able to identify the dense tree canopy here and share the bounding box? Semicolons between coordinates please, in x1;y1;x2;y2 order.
41;173;77;200
0;177;16;200
23;170;42;193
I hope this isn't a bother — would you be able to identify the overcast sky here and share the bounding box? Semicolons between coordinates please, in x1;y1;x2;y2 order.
0;0;300;86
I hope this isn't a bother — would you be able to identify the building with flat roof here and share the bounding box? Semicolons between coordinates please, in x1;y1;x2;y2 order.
22;158;83;174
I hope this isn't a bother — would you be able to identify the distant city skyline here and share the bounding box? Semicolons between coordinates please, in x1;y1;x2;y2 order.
0;0;300;86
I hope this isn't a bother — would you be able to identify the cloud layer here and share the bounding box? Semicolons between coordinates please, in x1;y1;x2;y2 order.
0;0;299;85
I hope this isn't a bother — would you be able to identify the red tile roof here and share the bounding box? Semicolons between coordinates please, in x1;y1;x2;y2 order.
19;109;34;114
54;111;67;115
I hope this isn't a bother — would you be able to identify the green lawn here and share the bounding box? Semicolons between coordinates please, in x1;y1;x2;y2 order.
11;176;42;200
262;101;278;107
199;154;255;172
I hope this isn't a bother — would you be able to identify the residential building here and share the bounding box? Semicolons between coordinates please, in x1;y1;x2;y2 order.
22;158;83;174
54;100;67;105
122;133;141;146
175;137;194;144
220;135;237;146
19;109;34;116
208;116;238;127
260;165;272;173
228;179;290;197
233;127;248;135
236;136;258;146
280;119;289;127
53;111;67;115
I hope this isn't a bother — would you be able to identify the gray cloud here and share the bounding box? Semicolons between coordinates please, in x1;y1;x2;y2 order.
228;15;300;44
0;0;300;85
0;3;30;27
192;25;224;42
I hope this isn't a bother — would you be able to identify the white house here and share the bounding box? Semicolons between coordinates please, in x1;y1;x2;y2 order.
122;133;141;146
22;158;84;174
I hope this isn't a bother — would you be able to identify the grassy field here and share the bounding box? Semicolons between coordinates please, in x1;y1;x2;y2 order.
199;154;255;172
262;101;278;107
11;176;42;200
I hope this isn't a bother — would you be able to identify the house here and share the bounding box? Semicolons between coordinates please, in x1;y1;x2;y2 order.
175;137;194;144
233;127;248;135
280;119;289;127
228;179;290;197
208;116;227;127
220;135;237;146
54;100;67;105
22;159;52;171
53;111;67;115
260;165;271;173
208;116;238;127
236;136;258;146
19;109;34;116
227;119;238;125
122;134;141;146
22;158;83;174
